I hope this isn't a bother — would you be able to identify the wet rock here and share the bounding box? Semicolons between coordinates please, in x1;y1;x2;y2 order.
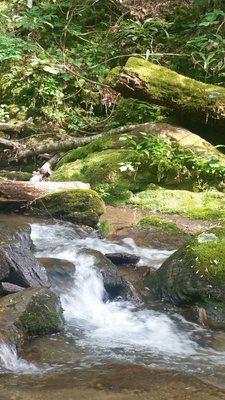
38;257;75;288
105;252;140;267
118;266;150;299
79;249;138;301
0;224;50;288
0;282;24;294
0;287;63;348
144;226;225;329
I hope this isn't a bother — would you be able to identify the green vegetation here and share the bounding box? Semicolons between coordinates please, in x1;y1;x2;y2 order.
0;170;32;181
128;187;225;220
1;1;225;222
1;1;225;130
98;219;111;237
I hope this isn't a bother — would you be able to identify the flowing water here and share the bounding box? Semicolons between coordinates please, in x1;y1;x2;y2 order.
1;219;225;396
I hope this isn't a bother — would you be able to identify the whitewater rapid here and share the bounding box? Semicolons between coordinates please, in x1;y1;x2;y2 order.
2;221;225;380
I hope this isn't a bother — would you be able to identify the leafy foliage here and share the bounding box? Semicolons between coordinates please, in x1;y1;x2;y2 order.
0;0;225;130
119;132;225;190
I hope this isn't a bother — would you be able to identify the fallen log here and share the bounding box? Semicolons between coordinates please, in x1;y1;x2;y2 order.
0;138;21;150
107;57;225;138
0;180;90;211
9;134;104;162
8;123;148;162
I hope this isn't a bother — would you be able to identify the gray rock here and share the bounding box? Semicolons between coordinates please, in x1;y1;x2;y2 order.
0;282;24;294
0;225;50;288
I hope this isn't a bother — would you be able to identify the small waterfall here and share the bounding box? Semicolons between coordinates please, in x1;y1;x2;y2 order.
61;253;197;356
0;342;38;373
31;223;198;359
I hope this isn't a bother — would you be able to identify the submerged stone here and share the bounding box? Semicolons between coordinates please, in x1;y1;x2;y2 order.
38;257;75;289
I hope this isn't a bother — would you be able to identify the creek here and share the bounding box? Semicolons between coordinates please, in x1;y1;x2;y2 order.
0;216;225;399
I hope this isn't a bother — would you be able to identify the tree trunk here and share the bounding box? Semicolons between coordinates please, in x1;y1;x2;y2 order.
108;57;225;139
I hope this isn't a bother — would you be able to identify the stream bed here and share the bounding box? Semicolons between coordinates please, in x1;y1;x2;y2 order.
0;215;225;399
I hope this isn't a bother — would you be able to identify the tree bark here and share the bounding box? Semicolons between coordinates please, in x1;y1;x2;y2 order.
107;57;225;138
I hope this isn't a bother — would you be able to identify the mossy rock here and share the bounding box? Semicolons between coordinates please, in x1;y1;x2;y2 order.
144;226;225;328
54;123;225;202
56;134;121;167
137;216;185;235
128;186;225;220
57;123;225;170
52;149;155;201
51;160;84;182
18;288;63;336
0;288;63;346
33;189;105;227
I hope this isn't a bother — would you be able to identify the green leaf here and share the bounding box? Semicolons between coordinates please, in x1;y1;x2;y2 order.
43;65;60;75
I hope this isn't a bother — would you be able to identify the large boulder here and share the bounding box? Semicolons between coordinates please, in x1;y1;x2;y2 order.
144;227;225;328
0;223;50;288
0;287;63;348
33;189;105;227
52;123;225;205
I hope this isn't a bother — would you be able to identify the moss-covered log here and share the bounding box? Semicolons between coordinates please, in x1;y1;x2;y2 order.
108;57;225;138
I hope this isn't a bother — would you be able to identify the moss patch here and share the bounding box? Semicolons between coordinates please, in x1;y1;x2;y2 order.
53;148;154;201
187;227;225;282
56;134;120;167
137;216;184;235
128;187;225;220
51;160;84;182
17;289;63;336
33;189;105;227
